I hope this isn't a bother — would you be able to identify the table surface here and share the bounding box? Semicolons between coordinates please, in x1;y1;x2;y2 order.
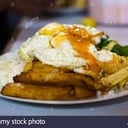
1;13;128;116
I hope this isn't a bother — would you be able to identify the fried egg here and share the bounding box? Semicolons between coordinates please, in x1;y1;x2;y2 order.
19;23;113;77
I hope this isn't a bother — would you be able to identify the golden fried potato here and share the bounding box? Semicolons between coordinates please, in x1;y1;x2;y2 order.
1;83;96;100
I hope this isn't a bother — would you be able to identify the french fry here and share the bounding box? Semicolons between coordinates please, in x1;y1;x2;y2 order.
101;66;128;87
98;54;128;74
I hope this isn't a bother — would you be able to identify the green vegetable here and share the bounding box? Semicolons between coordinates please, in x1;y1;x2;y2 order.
111;44;128;56
97;35;128;56
97;35;110;49
103;40;117;51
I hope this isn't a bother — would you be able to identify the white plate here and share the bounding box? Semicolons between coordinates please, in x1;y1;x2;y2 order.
1;89;128;105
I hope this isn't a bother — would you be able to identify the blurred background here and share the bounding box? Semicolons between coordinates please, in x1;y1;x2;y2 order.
1;0;128;54
0;0;87;54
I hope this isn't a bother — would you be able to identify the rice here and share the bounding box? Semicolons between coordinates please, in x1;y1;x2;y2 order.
0;52;26;91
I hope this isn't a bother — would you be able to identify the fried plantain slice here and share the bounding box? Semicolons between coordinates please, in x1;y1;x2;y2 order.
1;83;96;100
14;61;102;90
14;70;102;90
24;60;71;73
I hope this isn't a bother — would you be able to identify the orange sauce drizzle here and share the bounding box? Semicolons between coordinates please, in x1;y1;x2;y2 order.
66;26;102;77
39;24;104;77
